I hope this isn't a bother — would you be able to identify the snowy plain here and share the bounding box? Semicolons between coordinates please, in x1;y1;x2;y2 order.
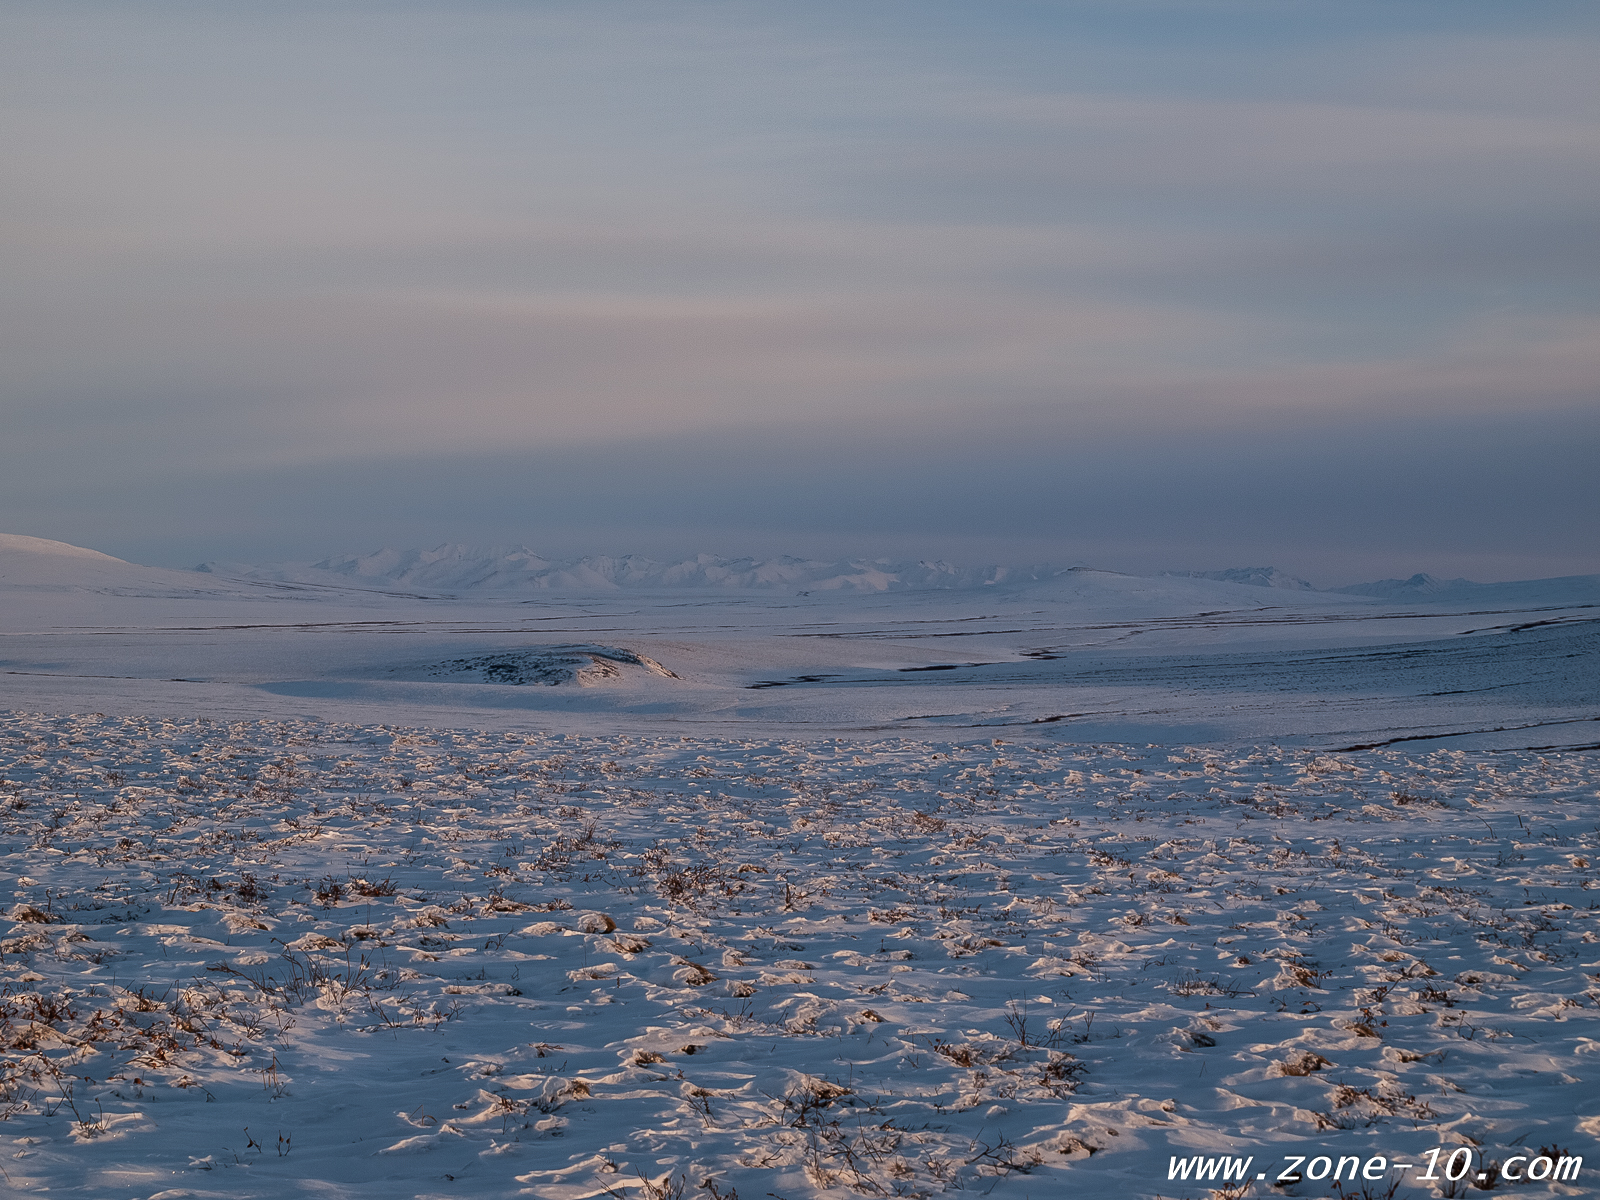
2;533;1598;1199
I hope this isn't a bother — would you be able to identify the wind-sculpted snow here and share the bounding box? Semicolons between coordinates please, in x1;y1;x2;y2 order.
2;713;1598;1197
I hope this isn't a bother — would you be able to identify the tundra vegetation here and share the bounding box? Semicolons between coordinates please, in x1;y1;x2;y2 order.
0;713;1596;1197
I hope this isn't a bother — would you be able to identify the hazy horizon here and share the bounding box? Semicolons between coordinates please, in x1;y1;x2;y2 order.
10;524;1594;593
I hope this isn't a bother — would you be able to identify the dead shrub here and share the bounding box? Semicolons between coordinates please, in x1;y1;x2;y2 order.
1275;1050;1331;1076
313;877;344;907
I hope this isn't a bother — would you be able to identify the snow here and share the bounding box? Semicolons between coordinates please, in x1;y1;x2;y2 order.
0;534;128;565
1;535;1597;1197
0;534;260;600
3;717;1597;1198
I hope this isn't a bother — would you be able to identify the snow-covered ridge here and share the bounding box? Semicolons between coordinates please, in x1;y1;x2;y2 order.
0;532;247;595
1160;566;1316;590
0;532;126;562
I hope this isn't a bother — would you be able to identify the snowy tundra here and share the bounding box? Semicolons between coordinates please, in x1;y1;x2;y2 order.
1;534;1597;1198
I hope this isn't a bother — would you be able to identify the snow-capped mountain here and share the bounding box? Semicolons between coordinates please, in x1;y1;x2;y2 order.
198;545;1055;594
1161;566;1317;590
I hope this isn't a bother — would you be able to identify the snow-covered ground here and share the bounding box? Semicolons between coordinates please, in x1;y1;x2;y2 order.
3;534;1596;750
3;715;1598;1199
2;535;1598;1197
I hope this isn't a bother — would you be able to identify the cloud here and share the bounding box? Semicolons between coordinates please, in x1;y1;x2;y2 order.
0;1;1594;573
10;387;1596;586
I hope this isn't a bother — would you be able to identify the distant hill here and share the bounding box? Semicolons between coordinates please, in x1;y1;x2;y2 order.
1331;572;1475;598
0;533;244;597
1161;567;1317;590
1333;572;1600;606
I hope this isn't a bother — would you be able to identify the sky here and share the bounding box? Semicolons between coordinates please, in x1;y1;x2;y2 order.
3;0;1597;583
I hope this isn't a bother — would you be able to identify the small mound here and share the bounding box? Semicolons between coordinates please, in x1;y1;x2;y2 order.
397;645;678;687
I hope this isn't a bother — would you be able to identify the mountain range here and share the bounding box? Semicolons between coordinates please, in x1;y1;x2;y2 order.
190;543;1600;601
197;545;1057;594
